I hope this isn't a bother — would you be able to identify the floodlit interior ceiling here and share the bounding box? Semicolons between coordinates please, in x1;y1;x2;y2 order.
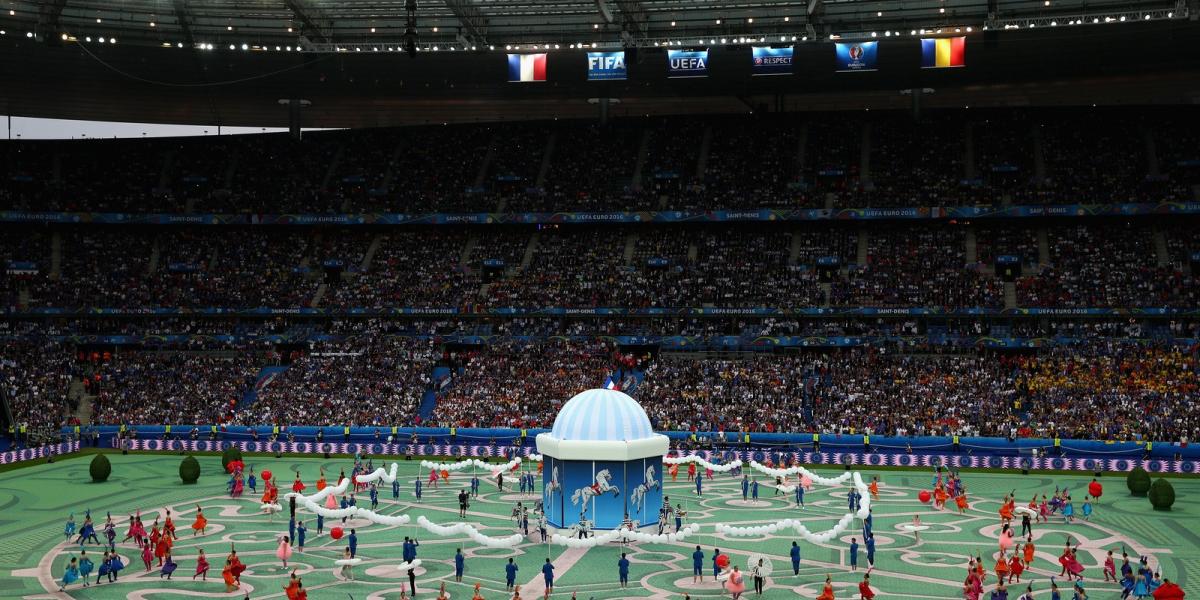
0;1;1198;127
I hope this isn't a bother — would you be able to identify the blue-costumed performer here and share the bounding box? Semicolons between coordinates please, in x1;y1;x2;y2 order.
414;478;423;500
58;557;80;591
392;477;400;499
247;469;257;493
78;550;94;587
790;541;802;575
796;483;805;507
696;473;703;497
64;514;76;541
741;475;750;501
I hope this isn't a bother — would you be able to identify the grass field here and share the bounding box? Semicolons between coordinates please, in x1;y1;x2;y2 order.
3;452;1196;599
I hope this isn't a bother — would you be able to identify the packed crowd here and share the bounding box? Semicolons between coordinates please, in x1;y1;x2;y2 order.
5;109;1195;215
242;337;435;426
87;351;270;425
3;221;1198;310
3;333;1198;446
431;340;620;428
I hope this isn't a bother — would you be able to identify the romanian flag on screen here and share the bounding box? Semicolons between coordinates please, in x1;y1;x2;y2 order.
507;53;547;82
921;37;966;68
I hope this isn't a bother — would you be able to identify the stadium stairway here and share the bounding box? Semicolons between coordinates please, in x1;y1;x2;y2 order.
419;366;455;421
241;366;290;409
70;380;92;425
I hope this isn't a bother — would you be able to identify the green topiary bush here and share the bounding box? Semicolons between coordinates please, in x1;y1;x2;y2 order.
179;455;201;484
89;453;111;482
1126;466;1151;497
1149;478;1175;511
221;445;243;472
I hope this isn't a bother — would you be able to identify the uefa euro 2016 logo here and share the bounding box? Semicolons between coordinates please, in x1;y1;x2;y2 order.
754;57;762;64
849;45;864;61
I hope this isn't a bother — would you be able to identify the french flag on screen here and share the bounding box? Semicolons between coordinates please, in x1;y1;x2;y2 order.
507;53;547;82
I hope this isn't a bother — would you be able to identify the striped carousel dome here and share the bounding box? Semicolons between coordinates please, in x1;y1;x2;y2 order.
548;389;656;442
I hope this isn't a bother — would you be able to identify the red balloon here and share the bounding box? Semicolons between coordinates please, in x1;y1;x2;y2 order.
331;527;344;540
918;490;932;504
716;554;730;569
261;470;272;482
1088;481;1103;498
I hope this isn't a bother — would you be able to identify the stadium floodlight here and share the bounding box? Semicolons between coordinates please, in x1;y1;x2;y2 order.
110;38;116;44
241;43;249;50
784;16;790;21
871;32;876;37
670;21;675;26
1050;21;1057;26
229;44;235;49
178;42;183;48
27;32;33;38
98;36;106;42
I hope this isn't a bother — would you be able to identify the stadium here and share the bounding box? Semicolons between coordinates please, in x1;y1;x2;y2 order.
1;0;1199;598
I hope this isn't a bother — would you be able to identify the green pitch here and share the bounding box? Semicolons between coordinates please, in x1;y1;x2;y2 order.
3;452;1197;599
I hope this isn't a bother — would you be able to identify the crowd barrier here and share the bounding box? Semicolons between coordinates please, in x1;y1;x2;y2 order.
68;425;1198;460
109;439;1197;475
0;441;80;465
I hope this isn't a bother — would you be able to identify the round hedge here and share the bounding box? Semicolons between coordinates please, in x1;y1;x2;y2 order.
179;455;201;484
1149;478;1175;511
1126;466;1151;497
90;453;112;482
221;445;243;471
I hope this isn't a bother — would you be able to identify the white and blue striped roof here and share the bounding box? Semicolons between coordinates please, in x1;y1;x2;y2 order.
549;389;656;442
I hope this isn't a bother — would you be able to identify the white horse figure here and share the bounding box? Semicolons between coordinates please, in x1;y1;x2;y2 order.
571;469;620;506
544;466;561;502
629;465;659;513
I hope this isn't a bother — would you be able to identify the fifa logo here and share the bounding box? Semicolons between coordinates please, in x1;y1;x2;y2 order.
588;54;626;71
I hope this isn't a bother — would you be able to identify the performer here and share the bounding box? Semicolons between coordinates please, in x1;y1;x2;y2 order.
995;551;1010;582
859;573;875;599
221;558;241;592
154;526;172;566
78;550;94;587
696;473;704;497
817;574;836;600
505;557;519;590
935;485;950;510
1103;550;1116;582
542;557;555;595
849;538;859;571
472;582;486;600
670;463;679;482
340;548;357;581
194;549;209;580
164;510;177;540
866;534;876;568
297;521;307;552
687;462;696;481
618;552;631;588
316;469;327;492
58;556;80;591
1023;537;1035;568
140;539;153;571
692;545;705;583
725;565;746;600
455;548;465;582
64;514;76;541
277;535;293;568
292;472;306;494
796;483;806;507
414;478;423;501
1081;497;1093;521
1062;499;1075;523
227;546;247;584
752;558;767;595
1007;551;1024;583
191;506;207;536
161;552;178;579
869;477;880;501
247;469;257;494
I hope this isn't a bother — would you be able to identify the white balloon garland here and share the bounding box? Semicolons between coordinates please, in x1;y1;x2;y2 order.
662;455;744;473
713;471;872;544
550;522;703;549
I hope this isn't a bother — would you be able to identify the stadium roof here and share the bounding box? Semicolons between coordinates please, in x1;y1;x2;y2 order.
4;0;1186;50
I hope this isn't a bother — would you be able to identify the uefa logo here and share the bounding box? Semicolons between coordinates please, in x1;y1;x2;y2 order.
849;45;864;60
754;57;763;65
